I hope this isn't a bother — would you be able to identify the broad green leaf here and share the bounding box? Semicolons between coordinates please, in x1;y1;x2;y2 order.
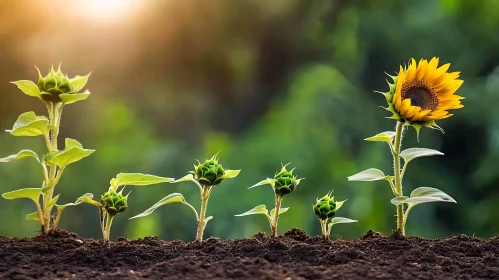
26;212;40;221
390;196;409;206
235;204;269;216
249;178;275;189
6;112;53;137
60;90;91;105
222;169;241;179
129;193;186;220
2;188;42;203
347;168;394;182
171;174;194;184
328;217;358;233
400;148;444;163
114;173;174;187
0;149;39;163
47;138;94;168
364;131;396;143
391;187;456;206
335;200;346;211
11;80;41;97
269;207;289;218
70;73;91;92
65;138;83;149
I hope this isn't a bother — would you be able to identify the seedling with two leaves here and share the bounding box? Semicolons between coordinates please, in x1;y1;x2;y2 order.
1;66;94;233
71;173;173;242
236;164;303;237
312;191;357;238
130;155;240;242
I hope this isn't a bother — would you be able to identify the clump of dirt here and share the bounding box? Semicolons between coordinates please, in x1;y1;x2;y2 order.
0;229;498;279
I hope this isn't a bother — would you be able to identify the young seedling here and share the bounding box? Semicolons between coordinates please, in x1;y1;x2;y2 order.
348;57;463;235
1;65;94;234
130;155;240;242
312;191;357;238
237;164;303;237
71;173;173;242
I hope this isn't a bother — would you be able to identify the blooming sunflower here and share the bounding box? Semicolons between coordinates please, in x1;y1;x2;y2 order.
381;57;464;135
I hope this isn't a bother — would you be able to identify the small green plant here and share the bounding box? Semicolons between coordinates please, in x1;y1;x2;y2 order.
236;164;303;237
71;173;173;242
312;191;357;238
130;155;240;242
1;65;94;234
348;57;462;235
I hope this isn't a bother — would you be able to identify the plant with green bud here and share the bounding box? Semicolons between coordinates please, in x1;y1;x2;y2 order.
1;65;94;234
236;164;303;237
70;173;173;242
130;155;240;242
312;191;357;238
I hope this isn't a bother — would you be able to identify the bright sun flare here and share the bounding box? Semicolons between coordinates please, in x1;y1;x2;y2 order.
69;0;140;22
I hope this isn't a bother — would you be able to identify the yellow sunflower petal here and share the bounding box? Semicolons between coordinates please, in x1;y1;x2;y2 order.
415;59;428;80
399;99;412;117
405;58;418;81
411;109;432;121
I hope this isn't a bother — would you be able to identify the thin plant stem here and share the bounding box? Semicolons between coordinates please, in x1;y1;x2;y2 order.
196;185;212;242
320;219;328;238
271;195;282;237
104;214;114;242
393;121;405;235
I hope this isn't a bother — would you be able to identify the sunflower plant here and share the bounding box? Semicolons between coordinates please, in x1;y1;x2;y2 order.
313;191;357;238
1;65;94;234
235;164;303;237
130;155;240;242
348;57;462;235
69;173;173;242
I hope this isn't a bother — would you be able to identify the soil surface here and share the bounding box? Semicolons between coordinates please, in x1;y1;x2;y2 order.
0;229;498;280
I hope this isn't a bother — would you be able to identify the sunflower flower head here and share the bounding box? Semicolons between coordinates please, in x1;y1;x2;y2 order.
381;57;464;136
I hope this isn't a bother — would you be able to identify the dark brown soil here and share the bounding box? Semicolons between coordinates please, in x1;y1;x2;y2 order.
0;229;498;280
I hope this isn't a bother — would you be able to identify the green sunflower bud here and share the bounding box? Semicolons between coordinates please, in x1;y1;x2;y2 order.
193;155;226;186
273;164;301;197
313;192;337;220
37;66;76;103
100;189;128;216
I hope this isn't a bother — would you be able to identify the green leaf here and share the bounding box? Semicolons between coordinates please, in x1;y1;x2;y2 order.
56;193;99;210
47;194;60;210
400;148;444;163
114;173;174;187
364;131;396;143
129;193;186;220
26;212;40;221
248;178;275;189
0;149;39;163
347;168;394;182
47;138;94;168
2;188;42;203
11;80;41;97
328;217;358;233
222;169;241;179
235;204;269;217
390;187;456;206
335;200;346;211
171;174;194;184
60;90;91;105
6;112;53;137
70;73;91;92
269;207;289;218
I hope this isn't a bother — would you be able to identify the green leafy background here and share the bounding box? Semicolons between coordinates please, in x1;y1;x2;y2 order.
0;0;498;240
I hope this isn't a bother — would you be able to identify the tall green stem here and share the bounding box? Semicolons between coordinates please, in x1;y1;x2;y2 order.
196;185;212;242
271;195;282;237
393;121;405;235
104;214;114;242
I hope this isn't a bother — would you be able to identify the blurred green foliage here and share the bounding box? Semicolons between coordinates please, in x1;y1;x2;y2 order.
0;0;498;240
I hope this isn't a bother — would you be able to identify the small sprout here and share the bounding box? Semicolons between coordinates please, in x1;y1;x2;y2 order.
1;65;93;234
74;173;173;243
244;163;303;237
312;191;357;238
130;154;240;242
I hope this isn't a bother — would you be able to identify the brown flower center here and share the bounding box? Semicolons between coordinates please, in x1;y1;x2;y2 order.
401;80;438;111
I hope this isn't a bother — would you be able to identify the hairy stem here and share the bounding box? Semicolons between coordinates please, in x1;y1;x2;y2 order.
393;121;405;235
271;195;282;238
196;185;212;242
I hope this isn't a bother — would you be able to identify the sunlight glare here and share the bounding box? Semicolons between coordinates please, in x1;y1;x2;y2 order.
70;0;140;22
